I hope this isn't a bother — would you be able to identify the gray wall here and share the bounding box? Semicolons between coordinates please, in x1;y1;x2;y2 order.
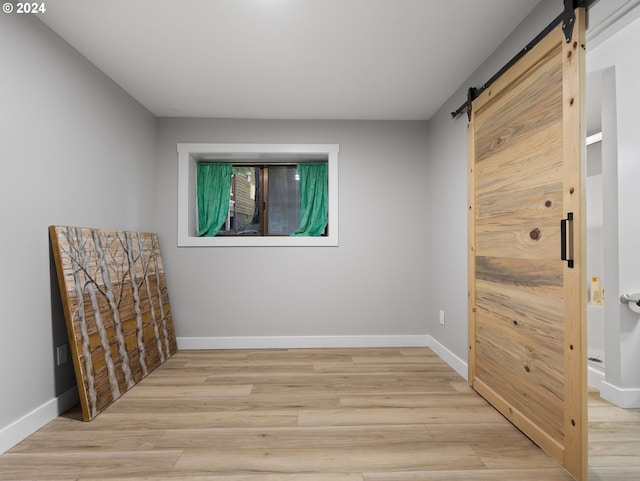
0;15;157;435
155;118;430;340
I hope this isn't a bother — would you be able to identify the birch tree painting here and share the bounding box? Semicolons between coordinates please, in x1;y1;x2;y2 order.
49;225;178;421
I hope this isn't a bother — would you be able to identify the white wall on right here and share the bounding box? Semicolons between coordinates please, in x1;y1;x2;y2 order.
587;8;640;405
586;140;605;372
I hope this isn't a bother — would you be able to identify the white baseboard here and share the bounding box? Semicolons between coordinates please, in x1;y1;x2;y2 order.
177;335;430;350
426;335;468;381
599;380;640;408
0;386;79;455
177;335;468;380
588;364;605;391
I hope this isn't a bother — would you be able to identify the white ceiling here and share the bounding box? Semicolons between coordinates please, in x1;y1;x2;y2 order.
38;0;543;120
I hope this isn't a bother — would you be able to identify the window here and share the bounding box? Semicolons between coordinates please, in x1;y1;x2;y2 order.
177;143;339;247
217;164;312;236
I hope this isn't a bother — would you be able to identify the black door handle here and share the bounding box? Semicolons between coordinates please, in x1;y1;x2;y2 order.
561;212;574;268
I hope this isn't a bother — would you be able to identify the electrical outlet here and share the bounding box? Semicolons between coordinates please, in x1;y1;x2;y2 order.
56;344;69;366
439;310;445;326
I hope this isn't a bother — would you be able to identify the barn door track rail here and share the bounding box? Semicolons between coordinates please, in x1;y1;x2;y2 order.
451;0;598;120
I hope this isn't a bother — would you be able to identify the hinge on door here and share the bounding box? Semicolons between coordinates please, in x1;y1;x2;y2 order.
451;87;477;120
562;0;577;43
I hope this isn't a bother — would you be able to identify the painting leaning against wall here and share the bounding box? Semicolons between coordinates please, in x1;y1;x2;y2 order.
49;225;178;421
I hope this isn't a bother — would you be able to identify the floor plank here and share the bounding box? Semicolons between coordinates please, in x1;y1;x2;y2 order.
0;348;637;480
588;389;640;479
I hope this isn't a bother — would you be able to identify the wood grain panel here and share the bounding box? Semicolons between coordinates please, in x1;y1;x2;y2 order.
475;256;562;287
475;279;564;355
468;10;586;480
473;323;564;441
474;44;562;165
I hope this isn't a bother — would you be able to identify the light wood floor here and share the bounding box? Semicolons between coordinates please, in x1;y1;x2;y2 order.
588;388;640;480
1;348;638;480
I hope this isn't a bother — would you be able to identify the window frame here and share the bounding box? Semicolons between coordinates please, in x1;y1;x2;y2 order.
177;143;339;247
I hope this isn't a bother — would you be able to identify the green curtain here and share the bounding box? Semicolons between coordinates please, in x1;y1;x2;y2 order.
291;162;328;237
197;162;233;237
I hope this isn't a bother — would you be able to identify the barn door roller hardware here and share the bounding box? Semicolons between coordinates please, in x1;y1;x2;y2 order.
451;0;598;120
562;0;578;43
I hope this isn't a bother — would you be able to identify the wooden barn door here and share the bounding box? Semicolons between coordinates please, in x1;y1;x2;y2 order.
467;9;587;481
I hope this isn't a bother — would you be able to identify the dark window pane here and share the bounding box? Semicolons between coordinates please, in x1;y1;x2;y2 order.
267;166;299;235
